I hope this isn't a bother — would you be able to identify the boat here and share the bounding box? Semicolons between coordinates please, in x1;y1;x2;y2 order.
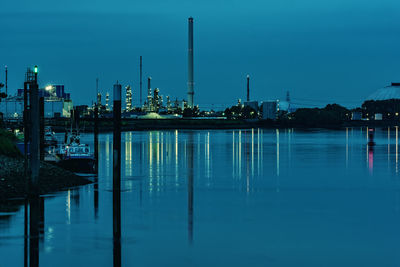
47;129;95;174
56;142;95;174
44;126;58;146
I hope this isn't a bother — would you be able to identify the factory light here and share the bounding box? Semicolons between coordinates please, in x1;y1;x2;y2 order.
45;85;52;91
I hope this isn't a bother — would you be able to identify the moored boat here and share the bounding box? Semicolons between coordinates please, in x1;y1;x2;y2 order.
56;143;95;174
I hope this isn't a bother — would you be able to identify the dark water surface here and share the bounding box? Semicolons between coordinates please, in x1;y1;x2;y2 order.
1;128;400;266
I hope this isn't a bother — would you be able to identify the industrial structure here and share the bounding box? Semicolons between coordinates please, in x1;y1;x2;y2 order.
187;17;194;108
5;65;8;97
247;75;250;102
0;83;73;119
366;83;400;101
262;101;278;120
125;85;133;111
105;92;110;111
140;56;143;107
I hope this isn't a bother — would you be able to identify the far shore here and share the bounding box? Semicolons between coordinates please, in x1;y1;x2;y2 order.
4;118;400;133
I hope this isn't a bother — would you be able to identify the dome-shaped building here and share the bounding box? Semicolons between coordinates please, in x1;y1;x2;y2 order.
366;83;400;101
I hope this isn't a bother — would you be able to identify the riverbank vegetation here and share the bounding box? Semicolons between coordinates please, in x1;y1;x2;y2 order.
0;128;21;157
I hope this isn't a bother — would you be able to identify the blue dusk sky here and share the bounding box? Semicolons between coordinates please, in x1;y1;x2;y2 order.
1;0;399;108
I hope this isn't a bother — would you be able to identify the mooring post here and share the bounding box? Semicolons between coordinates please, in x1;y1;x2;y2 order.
39;97;45;161
23;79;30;182
94;103;99;219
113;82;122;243
30;68;40;192
94;104;99;174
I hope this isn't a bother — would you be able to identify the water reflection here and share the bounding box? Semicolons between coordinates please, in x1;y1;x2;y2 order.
231;129;266;190
113;236;121;267
346;127;349;168
175;130;179;184
187;133;194;244
66;190;71;225
387;127;390;171
125;132;133;178
94;179;99;220
23;195;45;267
4;128;400;266
368;144;374;175
245;130;250;193
276;129;280;192
396;126;399;174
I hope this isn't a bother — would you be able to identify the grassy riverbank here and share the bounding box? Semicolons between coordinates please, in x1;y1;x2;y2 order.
0;129;21;157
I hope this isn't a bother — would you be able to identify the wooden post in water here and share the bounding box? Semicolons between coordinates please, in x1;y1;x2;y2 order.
23;78;30;181
30;68;40;192
94;104;99;174
39;97;45;161
113;81;122;241
94;102;99;219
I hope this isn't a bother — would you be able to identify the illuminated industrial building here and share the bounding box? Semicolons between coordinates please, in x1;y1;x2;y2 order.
126;85;133;111
105;92;110;111
0;84;73;119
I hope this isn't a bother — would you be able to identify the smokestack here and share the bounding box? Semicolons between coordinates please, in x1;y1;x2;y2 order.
5;65;8;97
140;56;142;106
246;75;250;102
96;78;99;101
147;77;151;97
187;17;194;108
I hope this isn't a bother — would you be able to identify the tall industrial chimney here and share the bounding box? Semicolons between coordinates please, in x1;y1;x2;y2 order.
187;17;194;108
96;78;99;100
5;65;8;97
140;56;142;107
246;75;250;102
147;77;152;97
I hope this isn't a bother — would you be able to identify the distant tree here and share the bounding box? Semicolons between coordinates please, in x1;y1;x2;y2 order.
224;108;232;119
242;106;257;119
362;99;400;120
182;106;200;117
291;104;350;127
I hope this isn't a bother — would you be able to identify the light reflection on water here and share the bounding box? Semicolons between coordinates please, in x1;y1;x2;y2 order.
1;128;400;266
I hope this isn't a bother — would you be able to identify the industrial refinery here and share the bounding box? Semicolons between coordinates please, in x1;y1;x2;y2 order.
0;17;293;123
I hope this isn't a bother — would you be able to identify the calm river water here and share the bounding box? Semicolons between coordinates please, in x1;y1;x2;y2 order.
1;128;400;266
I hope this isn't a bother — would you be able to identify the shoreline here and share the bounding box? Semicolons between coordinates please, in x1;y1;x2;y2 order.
0;155;92;203
4;118;400;134
47;118;400;132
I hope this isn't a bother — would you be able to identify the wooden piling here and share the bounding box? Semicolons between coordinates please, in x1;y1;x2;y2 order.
30;79;40;192
39;97;44;161
113;82;122;242
94;104;99;174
